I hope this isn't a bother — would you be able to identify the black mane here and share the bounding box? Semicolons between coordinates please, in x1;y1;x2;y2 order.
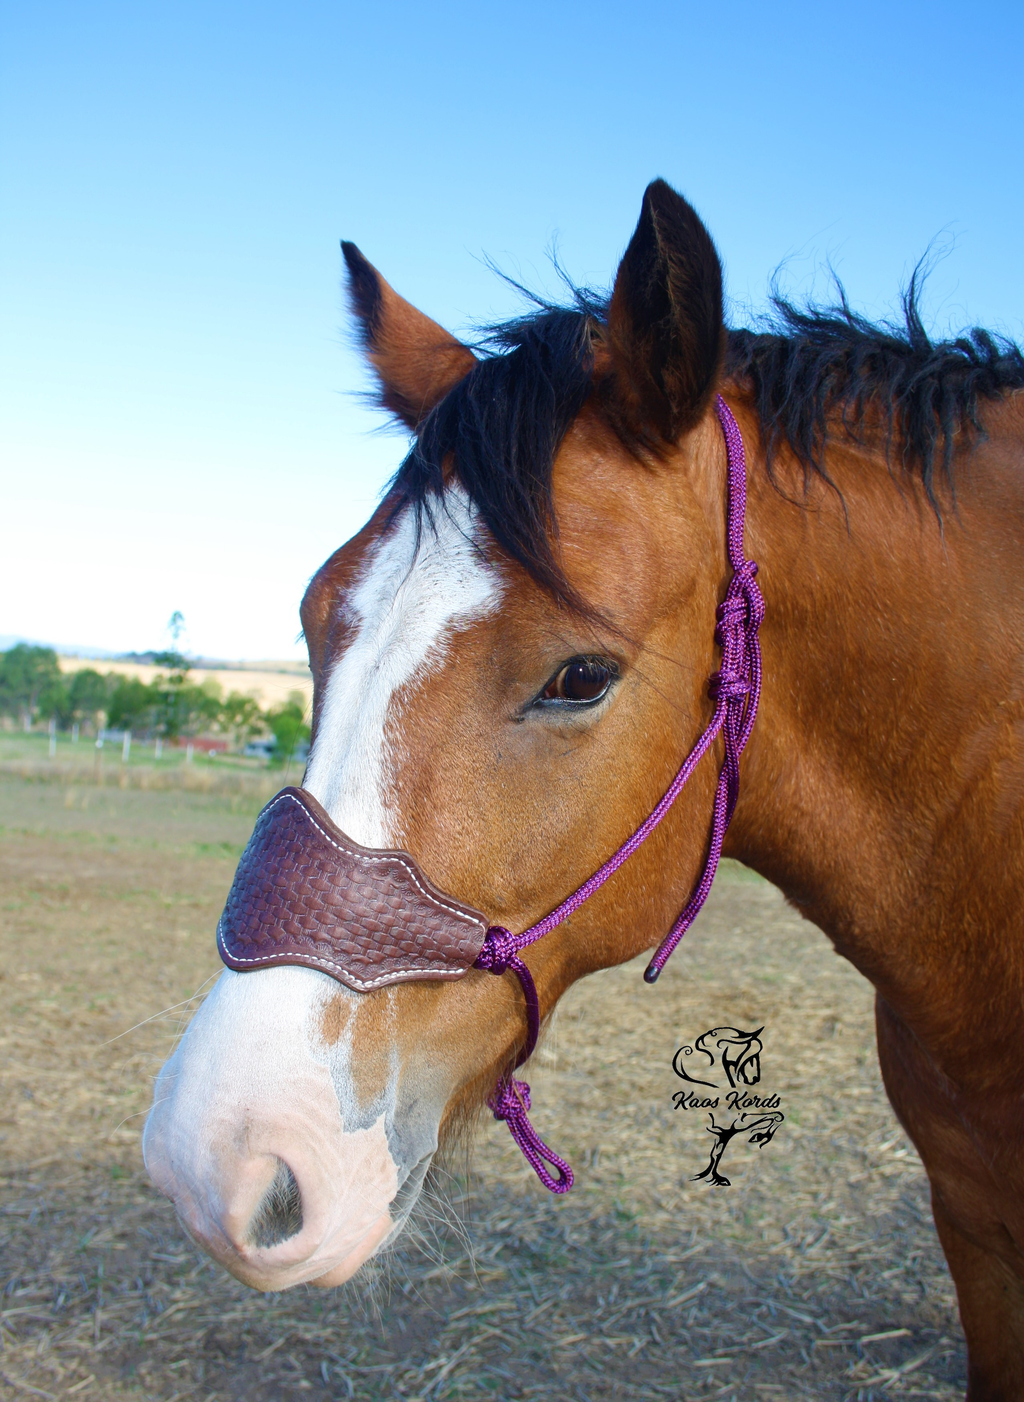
725;279;1024;505
390;280;1024;606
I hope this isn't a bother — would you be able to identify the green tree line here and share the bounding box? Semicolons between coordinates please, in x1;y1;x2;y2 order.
0;644;309;759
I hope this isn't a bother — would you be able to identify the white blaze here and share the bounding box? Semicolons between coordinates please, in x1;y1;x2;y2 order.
144;490;504;1290
304;490;502;845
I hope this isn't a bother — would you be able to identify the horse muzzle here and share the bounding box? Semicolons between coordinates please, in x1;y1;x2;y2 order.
143;789;492;1290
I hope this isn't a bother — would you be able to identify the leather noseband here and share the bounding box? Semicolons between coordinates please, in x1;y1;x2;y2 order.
217;786;489;993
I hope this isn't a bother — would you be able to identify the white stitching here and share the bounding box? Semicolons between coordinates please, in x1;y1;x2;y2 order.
216;924;473;991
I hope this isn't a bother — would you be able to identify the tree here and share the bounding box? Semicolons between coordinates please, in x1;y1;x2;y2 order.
152;648;189;674
217;692;265;746
149;673;220;740
265;693;310;766
68;669;114;729
107;677;157;732
36;679;72;727
691;1111;785;1187
36;668;115;730
147;630;205;741
0;645;62;729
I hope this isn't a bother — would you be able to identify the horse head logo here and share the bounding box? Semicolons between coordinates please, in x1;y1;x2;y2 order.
672;1025;764;1089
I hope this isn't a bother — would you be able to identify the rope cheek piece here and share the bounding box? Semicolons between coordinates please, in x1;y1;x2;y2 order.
471;395;764;1193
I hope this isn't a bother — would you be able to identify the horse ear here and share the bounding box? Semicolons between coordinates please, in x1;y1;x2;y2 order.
604;180;725;447
341;242;477;428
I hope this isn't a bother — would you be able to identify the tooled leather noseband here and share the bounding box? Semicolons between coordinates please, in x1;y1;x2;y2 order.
218;396;763;1193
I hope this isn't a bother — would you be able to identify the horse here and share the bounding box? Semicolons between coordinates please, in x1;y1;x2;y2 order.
142;179;1024;1399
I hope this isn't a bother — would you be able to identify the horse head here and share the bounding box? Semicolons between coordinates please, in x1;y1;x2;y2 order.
142;180;741;1291
697;1025;764;1087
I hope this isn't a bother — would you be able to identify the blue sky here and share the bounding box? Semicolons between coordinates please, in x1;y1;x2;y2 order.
3;1;1022;659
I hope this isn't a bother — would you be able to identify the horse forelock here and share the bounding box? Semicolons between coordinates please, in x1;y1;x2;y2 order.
390;303;601;617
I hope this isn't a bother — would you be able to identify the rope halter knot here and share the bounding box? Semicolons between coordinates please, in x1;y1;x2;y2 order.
488;1076;574;1194
714;562;763;642
488;1075;531;1118
708;670;750;703
709;560;764;705
474;925;518;976
714;593;749;641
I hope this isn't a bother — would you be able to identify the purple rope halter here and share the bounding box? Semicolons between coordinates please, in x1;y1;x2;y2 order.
473;396;764;1193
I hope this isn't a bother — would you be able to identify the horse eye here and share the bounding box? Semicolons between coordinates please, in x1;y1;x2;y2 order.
541;658;614;705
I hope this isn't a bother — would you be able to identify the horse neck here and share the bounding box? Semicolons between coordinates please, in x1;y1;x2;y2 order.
726;409;1024;1066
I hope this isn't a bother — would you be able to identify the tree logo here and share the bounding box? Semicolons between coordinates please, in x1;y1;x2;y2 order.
671;1026;785;1187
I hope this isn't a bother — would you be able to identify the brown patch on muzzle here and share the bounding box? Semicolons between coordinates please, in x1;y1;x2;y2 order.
217;788;490;992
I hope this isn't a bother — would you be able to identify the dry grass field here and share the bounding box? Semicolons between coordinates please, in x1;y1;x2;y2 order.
0;771;968;1401
0;733;298;799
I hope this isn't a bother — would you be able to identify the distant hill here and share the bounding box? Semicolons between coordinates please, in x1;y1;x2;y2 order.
0;637;309;675
0;635;120;659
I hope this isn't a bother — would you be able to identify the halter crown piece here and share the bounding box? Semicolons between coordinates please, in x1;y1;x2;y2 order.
218;395;763;1195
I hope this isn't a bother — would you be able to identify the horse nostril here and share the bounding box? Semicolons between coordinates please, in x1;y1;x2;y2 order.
247;1159;303;1249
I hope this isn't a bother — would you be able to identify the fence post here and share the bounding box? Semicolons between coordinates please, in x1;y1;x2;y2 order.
186;742;194;764
122;729;131;763
48;717;57;758
71;722;79;743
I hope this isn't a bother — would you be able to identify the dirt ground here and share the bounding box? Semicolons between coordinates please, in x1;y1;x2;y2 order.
0;773;967;1401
